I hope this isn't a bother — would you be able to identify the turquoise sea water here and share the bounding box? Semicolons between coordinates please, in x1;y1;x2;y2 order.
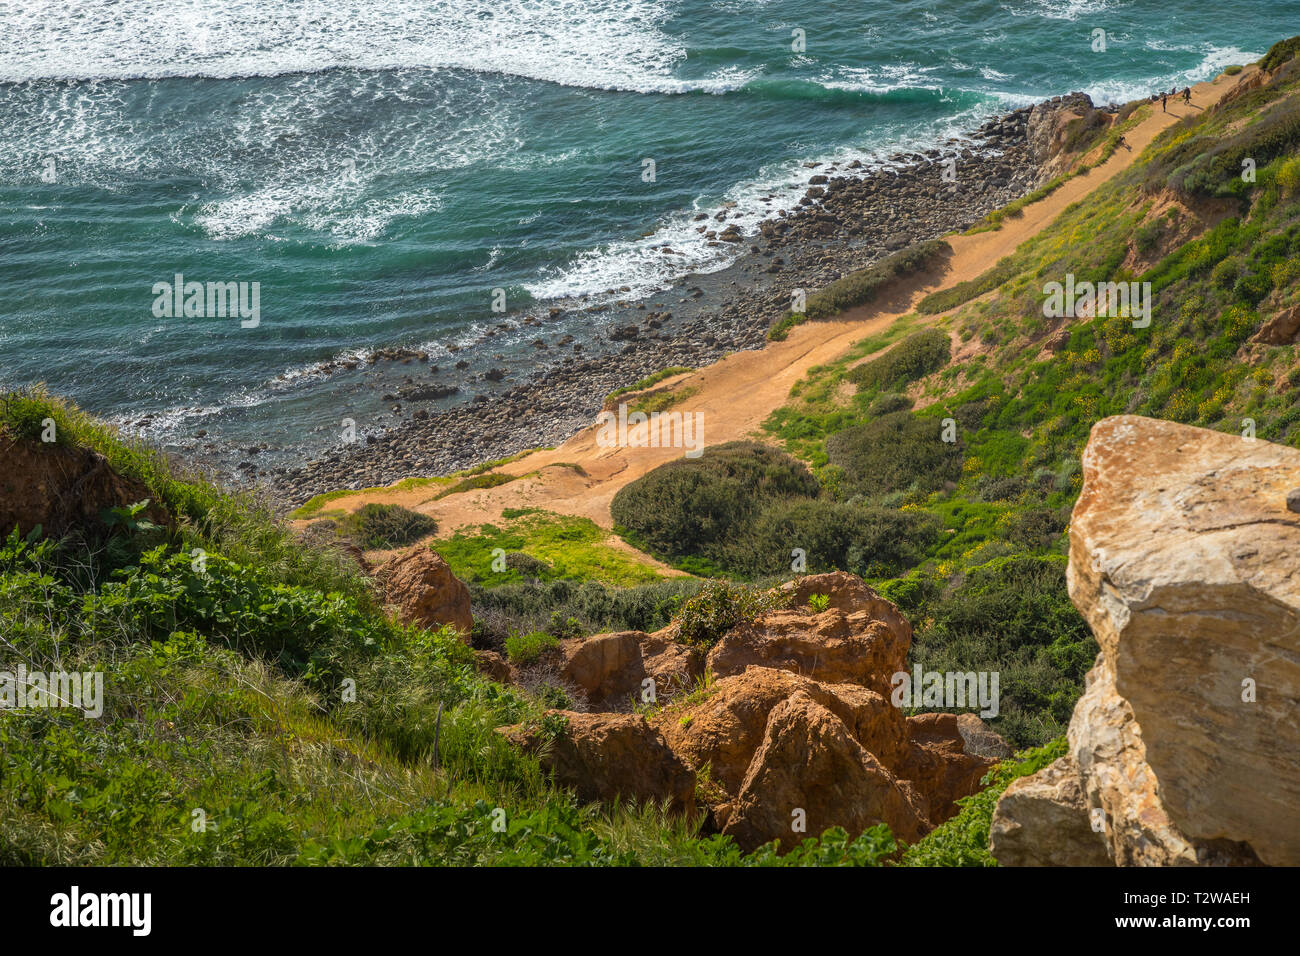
0;0;1294;460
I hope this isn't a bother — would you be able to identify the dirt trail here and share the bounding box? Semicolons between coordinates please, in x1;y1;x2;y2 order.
306;70;1248;551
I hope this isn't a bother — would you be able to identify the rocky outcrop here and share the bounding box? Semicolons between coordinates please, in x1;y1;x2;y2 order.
375;547;473;637
991;416;1298;866
1250;303;1300;344
498;572;1001;851
473;649;512;684
722;693;929;853
707;571;912;694
654;574;998;850
0;432;170;539
637;631;704;699
499;711;695;817
957;713;1014;759
898;713;1004;826
657;667;908;796
559;631;646;710
1026;92;1100;184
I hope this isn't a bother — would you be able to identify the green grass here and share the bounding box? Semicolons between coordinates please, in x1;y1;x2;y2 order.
768;239;951;340
433;471;520;500
504;630;560;664
604;367;693;405
429;508;664;587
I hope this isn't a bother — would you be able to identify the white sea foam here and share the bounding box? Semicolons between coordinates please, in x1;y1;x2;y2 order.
524;98;996;304
0;0;741;94
1080;44;1260;105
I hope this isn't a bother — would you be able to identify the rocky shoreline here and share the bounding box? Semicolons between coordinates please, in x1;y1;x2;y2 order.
266;92;1102;507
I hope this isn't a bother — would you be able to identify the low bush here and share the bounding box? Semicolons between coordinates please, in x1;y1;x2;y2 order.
337;503;437;550
768;240;951;339
825;411;964;497
611;442;818;563
847;328;950;392
673;579;790;648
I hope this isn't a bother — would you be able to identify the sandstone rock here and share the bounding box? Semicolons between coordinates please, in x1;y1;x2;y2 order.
559;631;645;710
989;755;1111;867
957;713;1014;759
638;629;704;699
1068;416;1299;865
0;433;170;539
473;649;512;684
898;713;999;825
499;711;695;817
722;693;928;852
1250;304;1300;345
375;547;473;637
658;666;907;795
707;571;912;693
992;415;1297;866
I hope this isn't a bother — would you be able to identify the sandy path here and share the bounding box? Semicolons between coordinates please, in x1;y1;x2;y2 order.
309;70;1247;547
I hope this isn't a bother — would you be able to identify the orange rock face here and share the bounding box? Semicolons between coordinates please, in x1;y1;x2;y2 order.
723;693;930;852
500;711;696;818
496;571;1005;853
375;547;473;637
0;433;170;539
706;571;912;695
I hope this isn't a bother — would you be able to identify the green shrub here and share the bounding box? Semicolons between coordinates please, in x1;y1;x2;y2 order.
1260;35;1300;73
469;578;704;642
337;503;437;549
673;579;790;648
504;630;560;664
768;240;950;339
611;441;818;563
825;411;964;497
847;328;950;392
868;392;914;416
740;498;940;578
907;554;1095;747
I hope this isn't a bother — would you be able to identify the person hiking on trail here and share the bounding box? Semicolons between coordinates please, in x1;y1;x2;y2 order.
1183;86;1192;104
1162;92;1167;112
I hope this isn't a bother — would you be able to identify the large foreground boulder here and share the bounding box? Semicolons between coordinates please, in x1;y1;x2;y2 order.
991;416;1298;866
375;547;473;637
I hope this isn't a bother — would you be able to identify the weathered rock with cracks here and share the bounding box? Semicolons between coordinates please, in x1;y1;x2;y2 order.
991;415;1298;866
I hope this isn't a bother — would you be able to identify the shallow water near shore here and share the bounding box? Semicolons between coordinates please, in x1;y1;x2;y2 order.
0;0;1291;480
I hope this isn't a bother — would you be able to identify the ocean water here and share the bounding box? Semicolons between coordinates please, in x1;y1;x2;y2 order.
0;0;1293;463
